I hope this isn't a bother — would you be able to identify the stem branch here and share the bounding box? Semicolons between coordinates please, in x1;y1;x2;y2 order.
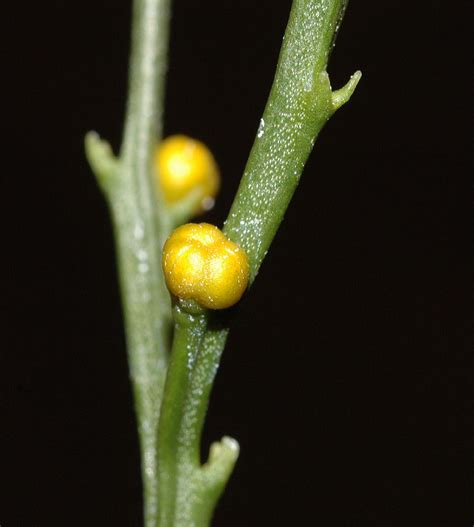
156;1;360;525
87;0;172;525
88;1;360;525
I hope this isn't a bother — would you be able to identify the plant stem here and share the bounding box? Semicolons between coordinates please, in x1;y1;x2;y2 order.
156;307;207;525
86;0;172;525
224;0;360;279
157;309;238;527
156;0;360;525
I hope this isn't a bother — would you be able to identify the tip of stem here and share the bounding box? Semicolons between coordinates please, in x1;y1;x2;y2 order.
331;70;362;111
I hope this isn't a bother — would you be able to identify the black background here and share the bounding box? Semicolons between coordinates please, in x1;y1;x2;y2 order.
1;1;472;526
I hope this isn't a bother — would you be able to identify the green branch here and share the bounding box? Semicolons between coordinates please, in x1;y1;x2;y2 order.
157;310;236;527
224;0;360;280
156;0;360;525
87;0;360;525
86;0;172;525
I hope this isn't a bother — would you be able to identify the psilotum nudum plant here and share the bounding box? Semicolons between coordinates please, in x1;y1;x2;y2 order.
86;1;361;525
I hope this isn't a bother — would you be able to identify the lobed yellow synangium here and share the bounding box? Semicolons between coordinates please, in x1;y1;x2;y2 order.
155;135;220;213
162;223;249;309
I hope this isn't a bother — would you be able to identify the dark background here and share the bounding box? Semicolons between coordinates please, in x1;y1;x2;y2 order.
1;0;472;525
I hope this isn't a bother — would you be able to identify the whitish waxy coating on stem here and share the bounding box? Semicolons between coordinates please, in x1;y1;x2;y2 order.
155;135;220;213
162;223;249;309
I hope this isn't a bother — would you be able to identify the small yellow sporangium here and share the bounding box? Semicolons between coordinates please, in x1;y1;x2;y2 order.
162;223;249;310
155;135;220;213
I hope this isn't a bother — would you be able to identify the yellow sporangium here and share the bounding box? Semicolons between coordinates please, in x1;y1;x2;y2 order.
155;135;220;212
162;223;249;310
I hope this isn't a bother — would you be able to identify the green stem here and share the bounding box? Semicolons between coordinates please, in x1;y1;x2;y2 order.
157;309;237;527
86;0;172;525
156;308;207;525
157;0;360;525
224;0;360;279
